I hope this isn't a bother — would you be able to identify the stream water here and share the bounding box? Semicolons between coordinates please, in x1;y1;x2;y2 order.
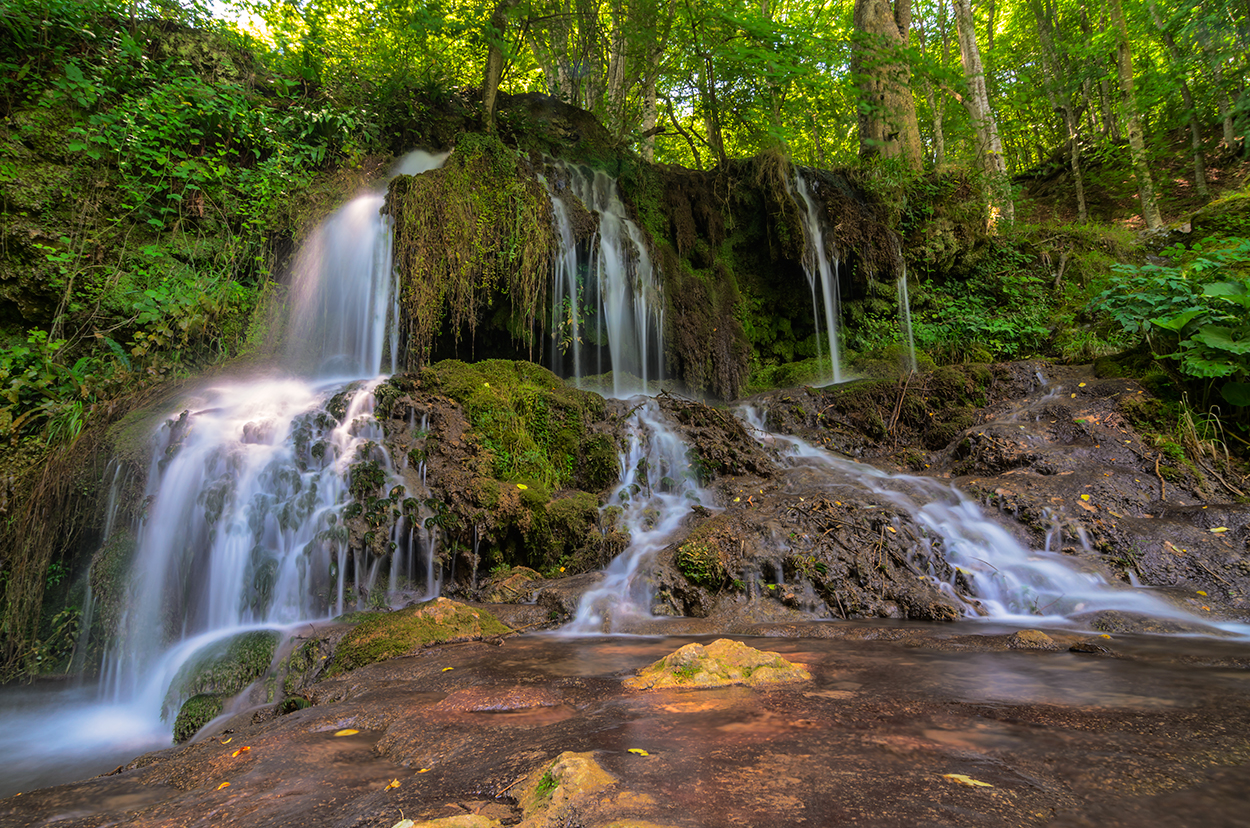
1;154;1247;802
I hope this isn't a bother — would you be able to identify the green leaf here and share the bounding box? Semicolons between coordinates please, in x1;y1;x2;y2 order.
1191;326;1250;356
1220;381;1250;407
1202;281;1247;297
1150;308;1205;333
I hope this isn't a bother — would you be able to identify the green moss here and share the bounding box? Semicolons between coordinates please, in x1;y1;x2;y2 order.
417;359;607;491
386;134;554;366
173;693;224;743
330;598;511;675
165;630;280;716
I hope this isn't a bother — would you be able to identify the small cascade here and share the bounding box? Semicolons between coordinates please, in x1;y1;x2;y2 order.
287;150;447;378
545;163;664;396
69;460;129;676
98;151;450;715
792;172;843;384
566;400;713;632
896;265;918;373
740;408;1245;630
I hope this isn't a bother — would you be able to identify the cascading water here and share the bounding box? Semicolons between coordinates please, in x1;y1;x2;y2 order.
566;400;713;632
897;265;918;373
0;151;451;795
792;171;843;385
545;163;664;396
739;407;1249;633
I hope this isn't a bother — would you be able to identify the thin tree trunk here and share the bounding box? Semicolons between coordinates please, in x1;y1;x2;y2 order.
1108;0;1163;229
953;0;1013;225
1031;0;1087;220
1147;0;1208;200
484;0;520;131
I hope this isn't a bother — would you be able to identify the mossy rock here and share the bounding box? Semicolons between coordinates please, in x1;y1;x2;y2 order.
624;639;811;690
481;566;544;603
173;693;224;743
330;598;511;675
164;630;280;717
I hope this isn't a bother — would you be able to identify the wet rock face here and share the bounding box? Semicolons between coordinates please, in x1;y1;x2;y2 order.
624;639;811;689
331;598;511;675
753;363;1250;625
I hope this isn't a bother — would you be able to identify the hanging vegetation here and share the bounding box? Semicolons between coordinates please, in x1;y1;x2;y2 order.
386;133;555;369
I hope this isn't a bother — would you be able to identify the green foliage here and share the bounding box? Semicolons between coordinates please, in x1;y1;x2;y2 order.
676;540;726;588
173;693;224;743
1091;238;1250;407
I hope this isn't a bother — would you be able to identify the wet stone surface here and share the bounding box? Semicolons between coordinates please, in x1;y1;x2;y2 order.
4;629;1250;828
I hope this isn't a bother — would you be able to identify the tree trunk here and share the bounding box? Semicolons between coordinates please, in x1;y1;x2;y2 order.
1031;0;1087;221
851;0;923;170
1108;0;1163;230
952;0;1013;225
484;0;520;132
1147;0;1208;200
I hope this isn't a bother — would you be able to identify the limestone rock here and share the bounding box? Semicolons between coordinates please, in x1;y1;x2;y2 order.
624;638;811;690
331;598;511;674
1007;629;1058;651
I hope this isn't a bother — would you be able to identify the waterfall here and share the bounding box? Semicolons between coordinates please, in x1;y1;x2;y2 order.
566;400;713;632
740;407;1249;632
897;265;918;373
97;150;448;713
545;163;664;396
792;171;843;385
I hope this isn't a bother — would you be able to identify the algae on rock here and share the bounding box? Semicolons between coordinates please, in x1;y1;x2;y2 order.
330;598;511;675
625;638;811;689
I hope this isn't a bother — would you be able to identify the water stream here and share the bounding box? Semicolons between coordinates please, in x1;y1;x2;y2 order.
2;151;1246;800
792;172;843;384
545;162;664;396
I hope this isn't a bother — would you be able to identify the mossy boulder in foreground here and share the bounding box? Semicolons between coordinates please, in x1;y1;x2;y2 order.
624;638;811;689
331;598;511;675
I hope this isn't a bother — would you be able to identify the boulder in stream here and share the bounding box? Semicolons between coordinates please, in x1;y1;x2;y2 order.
624;638;811;689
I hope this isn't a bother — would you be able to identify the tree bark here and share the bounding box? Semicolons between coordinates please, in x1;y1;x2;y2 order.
1031;0;1086;221
484;0;521;131
1147;0;1208;200
952;0;1013;225
1108;0;1163;230
851;0;923;171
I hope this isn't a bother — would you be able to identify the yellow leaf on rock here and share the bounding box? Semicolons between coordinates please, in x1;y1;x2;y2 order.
230;746;251;757
392;822;416;828
385;779;400;790
1078;382;1087;387
1080;494;1090;501
334;729;359;737
1198;590;1208;597
628;748;650;756
516;483;527;490
217;782;230;790
943;774;993;788
1210;527;1229;533
442;666;454;672
220;737;232;744
417;768;431;773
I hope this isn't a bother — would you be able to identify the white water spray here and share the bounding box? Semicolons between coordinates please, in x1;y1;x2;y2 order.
792;172;843;384
546;163;664;396
566;400;714;632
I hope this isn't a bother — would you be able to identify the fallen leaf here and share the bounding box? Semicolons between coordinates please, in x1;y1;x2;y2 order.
385;779;401;790
943;773;993;788
628;748;651;756
220;737;232;745
1077;501;1097;513
217;782;230;790
334;729;359;737
392;821;416;828
230;746;251;757
887;527;897;533
417;768;431;773
516;483;527;490
1078;382;1087;387
1197;590;1208;597
1080;494;1091;501
1210;527;1229;533
442;666;454;672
